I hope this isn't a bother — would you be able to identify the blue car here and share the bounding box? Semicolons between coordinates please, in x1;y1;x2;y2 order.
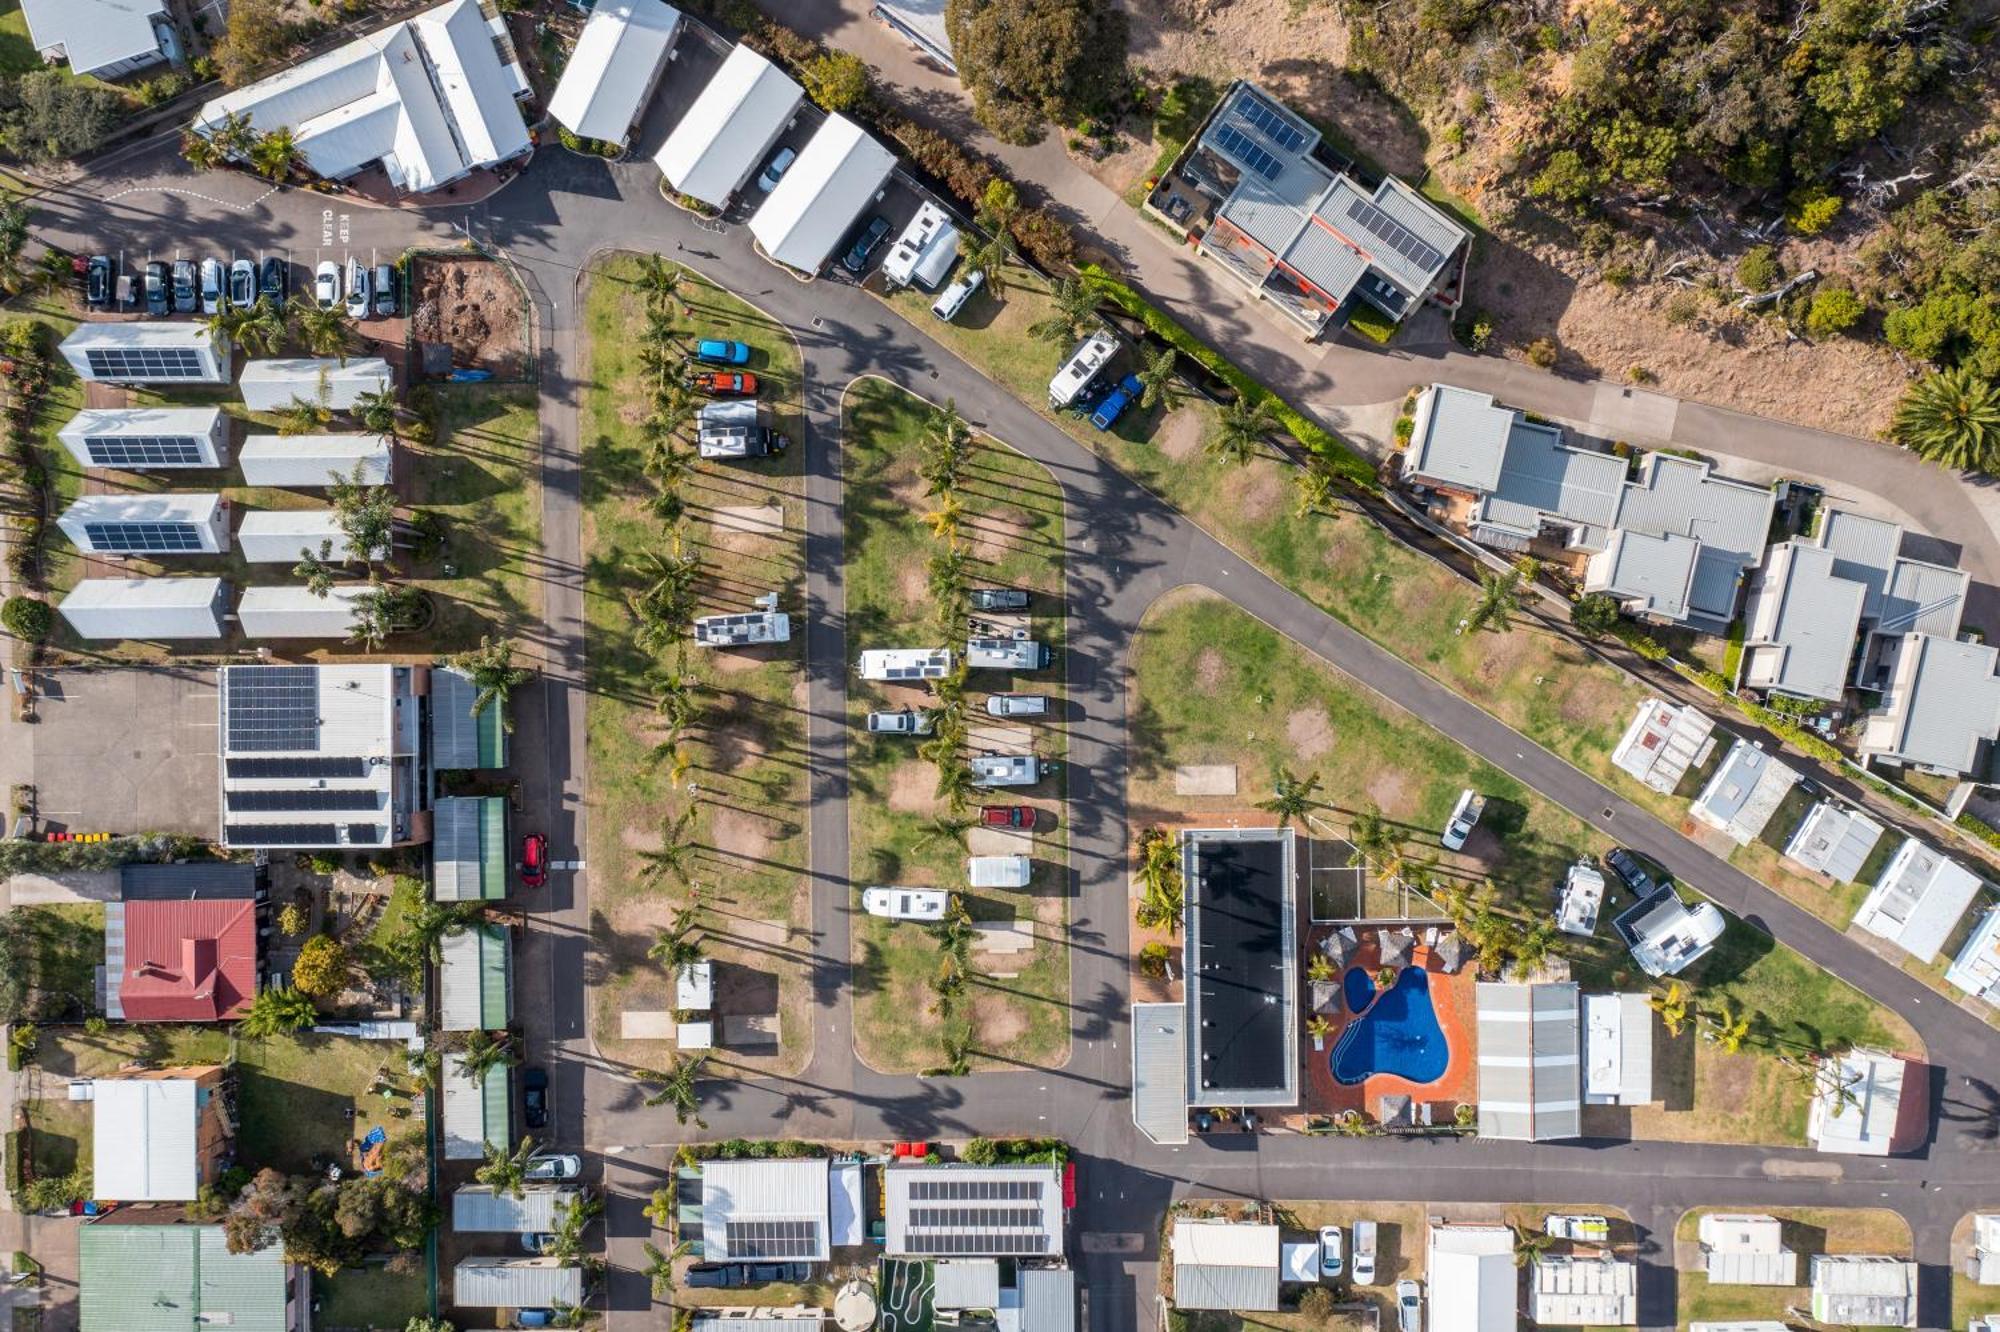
693;338;751;365
513;1311;556;1328
1090;374;1144;430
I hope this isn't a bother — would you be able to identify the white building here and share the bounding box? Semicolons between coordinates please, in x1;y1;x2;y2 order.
882;1164;1063;1258
59;323;228;385
1530;1253;1636;1326
92;1075;208;1201
217;663;424;850
237;434;393;489
235;584;372;639
1696;1213;1797;1286
1690;739;1800;844
193;0;532;195
1971;1213;2000;1285
1783;800;1884;882
59;577;228;641
1610;698;1716;794
1809;1255;1917;1327
239;358;393;413
1475;980;1581;1141
237;509;380;565
1947;907;2000;1005
19;0;171;80
58;407;228;471
547;0;682;147
881;201;961;291
1426;1224;1517;1332
58;493;230;557
452;1259;584;1310
653;43;802;208
1582;992;1653;1106
453;1186;580;1233
1860;631;2000;777
699;1158;831;1263
1852;837;1984;963
1808;1048;1906;1157
441;1053;509;1161
1169;1220;1279;1312
749;114;895;274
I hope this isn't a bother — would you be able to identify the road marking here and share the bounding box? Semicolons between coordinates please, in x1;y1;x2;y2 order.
322;208;334;247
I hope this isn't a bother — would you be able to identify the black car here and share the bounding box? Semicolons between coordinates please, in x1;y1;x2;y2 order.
85;256;113;308
970;587;1030;612
685;1264;742;1289
259;256;288;304
1603;847;1659;898
144;260;170;317
373;263;398;317
521;1066;549;1129
839;215;891;275
170;259;197;314
749;1262;811;1284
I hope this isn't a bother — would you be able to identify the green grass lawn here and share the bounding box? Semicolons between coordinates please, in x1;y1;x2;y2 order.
40;1027;421;1175
578;252;812;1079
21;1097;91;1188
8;903;102;1021
314;1263;429;1330
1675;1207;1911;1329
842;377;1071;1074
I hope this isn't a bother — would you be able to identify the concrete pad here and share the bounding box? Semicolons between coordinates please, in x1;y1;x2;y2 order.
968;724;1034;754
0;871;118;906
974;921;1034;954
18;668;219;839
1589;383;1680;445
721;1013;779;1047
712;504;784;536
967;827;1033;856
1176;764;1237;796
620;1010;677;1040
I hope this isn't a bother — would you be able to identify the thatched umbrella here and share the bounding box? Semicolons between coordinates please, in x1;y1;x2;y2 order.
1434;932;1470;973
1321;927;1358;968
1379;927;1416;969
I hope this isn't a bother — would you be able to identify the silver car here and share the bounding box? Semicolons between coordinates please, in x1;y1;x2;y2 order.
866;709;934;736
523;1154;581;1181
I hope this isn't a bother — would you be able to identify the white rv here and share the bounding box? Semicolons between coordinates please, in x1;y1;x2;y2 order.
862;887;949;920
1049;329;1117;409
857;648;954;682
968;855;1031;889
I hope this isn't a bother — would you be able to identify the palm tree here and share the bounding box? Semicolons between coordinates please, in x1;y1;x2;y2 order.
352;386;400;434
933;758;975;813
1258;767;1322;827
1511;920;1557;980
288;292;351;358
1133;827;1185;931
408;899;483;965
277;394;331;437
1649;980;1691;1038
1206;396;1277;467
642;1053;709;1126
476;1135;538;1199
964;228;1014;297
914;814;975;853
648;660;702;734
248;127;301;182
1306;1015;1334;1045
1464;567;1524;635
446;635;533;730
330;462;395;566
1511;1224;1557;1267
641;1239;693;1299
636;806;699;884
930;958;968;1017
648;919;704;973
1893;366;2000;473
1348;805;1400;872
346;577;396;651
181;129;225;172
642;1188;675;1230
547;1194;603;1264
1702;999;1754;1054
1135;346;1179;411
922;1027;974;1078
237;985;318;1037
968;182;1019;296
0;201;27;294
207;110;257;160
232;297;287;355
924;491;965;542
458;1029;515;1086
919;400;972;495
1025;277;1098;348
293;540;339;598
636;254;688;316
1294;458;1343;518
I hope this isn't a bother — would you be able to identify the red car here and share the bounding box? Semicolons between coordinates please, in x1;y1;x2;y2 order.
688;370;759;397
518;833;548;887
981;806;1034;829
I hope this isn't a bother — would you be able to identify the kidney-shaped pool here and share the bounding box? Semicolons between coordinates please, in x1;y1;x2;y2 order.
1330;966;1451;1086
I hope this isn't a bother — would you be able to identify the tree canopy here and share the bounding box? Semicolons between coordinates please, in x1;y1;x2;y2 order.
945;0;1129;144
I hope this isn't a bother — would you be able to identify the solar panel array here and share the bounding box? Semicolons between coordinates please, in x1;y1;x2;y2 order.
223;822;340;846
224;667;321;753
225;788;380;812
1212;126;1283;182
723;1220;820;1259
346;823;384;844
1345;198;1445;273
909;1179;1044;1201
82;437;207;467
1234;94;1307;150
83;347;210;380
81;521;205;553
226;756;368;780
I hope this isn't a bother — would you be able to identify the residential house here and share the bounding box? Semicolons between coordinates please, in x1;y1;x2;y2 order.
882;1163;1065;1259
20;0;172;79
58;493;231;557
57;406;229;471
1426;1224;1517;1332
236;584;374;640
1530;1253;1636;1326
1859;632;2000;777
440;922;512;1032
1475;980;1581;1141
1557;861;1607;937
1613;889;1727;978
452;1258;584;1309
1808;1255;1917;1327
1582;993;1654;1106
91;1066;233;1202
1610;698;1717;794
699;1158;831;1263
1853;837;1985;964
106;862;262;1022
1152;83;1467;339
1696;1213;1798;1286
1782;800;1884;882
1808;1049;1907;1157
238;358;393;414
1949;907;2000;1005
59;577;231;642
1690;739;1800;844
80;1222;307;1332
235;509;378;565
193;0;532;195
547;0;681;148
1170;1220;1280;1312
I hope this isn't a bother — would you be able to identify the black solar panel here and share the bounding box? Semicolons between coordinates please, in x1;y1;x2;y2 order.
83;437;207;467
910;1207;1044;1228
226;756;369;780
224;823;340;846
83;347;209;380
82;521;204;553
1345;197;1445;273
909;1179;1044;1201
903;1232;1048;1256
1235;94;1307;150
224;666;320;753
346;823;383;844
724;1220;820;1259
225;788;380;812
1212;126;1283;181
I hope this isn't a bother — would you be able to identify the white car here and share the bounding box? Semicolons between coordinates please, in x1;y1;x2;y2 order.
228;258;256;308
198;258;223;315
1352;1219;1377;1284
756;146;796;192
314;260;341;310
344;259;370;319
1396;1279;1422;1332
985;693;1049;719
1441;788;1484;851
866;709;933;735
523;1154;581;1181
1318;1224;1343;1278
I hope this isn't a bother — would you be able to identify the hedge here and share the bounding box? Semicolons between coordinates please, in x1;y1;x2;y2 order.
1078;265;1377;489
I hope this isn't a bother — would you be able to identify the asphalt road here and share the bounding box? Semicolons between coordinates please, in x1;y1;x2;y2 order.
21;130;2000;1331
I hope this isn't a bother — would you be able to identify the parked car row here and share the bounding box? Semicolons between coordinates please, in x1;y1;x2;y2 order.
685;1261;813;1288
89;252;400;319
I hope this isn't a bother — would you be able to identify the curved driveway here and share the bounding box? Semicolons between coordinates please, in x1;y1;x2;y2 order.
23;138;2000;1331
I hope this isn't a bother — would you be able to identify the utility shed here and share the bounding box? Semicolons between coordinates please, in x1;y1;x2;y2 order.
235;508;378;564
654;43;803;207
58;406;228;470
1170;1221;1280;1312
1475;980;1582;1140
60;323;229;384
440;921;513;1031
1697;1213;1798;1286
548;0;682;147
432;665;510;768
236;583;371;639
1130;1001;1189;1146
432;796;508;901
453;1185;580;1233
1852;836;1983;962
237;434;393;488
59;493;230;556
1809;1255;1917;1327
452;1259;583;1309
59;577;229;641
749;114;895;273
239;357;393;412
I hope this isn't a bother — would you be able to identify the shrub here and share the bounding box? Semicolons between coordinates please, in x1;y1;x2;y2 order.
20;1171;86;1212
1455;310;1495;350
1805;284;1866;338
1;597;51;643
277;903;309;936
1138;941;1171;978
1736;245;1780;293
801;51;870;113
1524;336;1559;368
1570;592;1622;638
1663;289;1703;326
291;935;347;996
961;1137;1001;1166
1297;1286;1337;1321
1787;186;1842;236
83;1017;108;1037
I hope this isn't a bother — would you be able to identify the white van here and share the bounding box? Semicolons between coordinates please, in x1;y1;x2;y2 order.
967;854;1031;889
931;268;984;322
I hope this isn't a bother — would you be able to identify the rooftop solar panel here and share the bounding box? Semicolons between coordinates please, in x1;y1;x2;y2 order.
225;756;369;780
1235;93;1307;150
723;1220;820;1258
224;666;321;753
223;822;341;846
1213;126;1283;181
225;788;381;813
1345;197;1444;273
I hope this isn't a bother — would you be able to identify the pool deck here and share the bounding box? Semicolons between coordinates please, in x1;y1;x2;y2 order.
1302;928;1479;1122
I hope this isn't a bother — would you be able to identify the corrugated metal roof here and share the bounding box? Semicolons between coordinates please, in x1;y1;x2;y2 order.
454;1185;578;1232
442;1055;510;1159
20;0;166;77
414;0;532;168
1405;385;1511;494
1739;543;1869;702
80;1224;289;1332
1479;418;1626;537
93;1077;202;1200
432;666;508;769
1611;454;1774;625
239;358;393;412
116;898;257;1021
1171;1222;1280;1311
1475;981;1581;1141
935;1259;1002;1309
1020;1267;1077;1332
549;0;681;145
237;434;393;488
653;44;803;207
440;921;512;1031
701;1158;831;1262
1854;836;1984;962
434;796;507;901
749;114;896;272
1531;1254;1636;1325
1131;1002;1188;1145
1783;801;1884;881
452;1258;583;1308
1593;529;1700;621
1215;163;1325;255
1428;1226;1517;1332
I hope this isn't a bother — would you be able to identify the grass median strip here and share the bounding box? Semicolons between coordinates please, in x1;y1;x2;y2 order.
842;377;1070;1074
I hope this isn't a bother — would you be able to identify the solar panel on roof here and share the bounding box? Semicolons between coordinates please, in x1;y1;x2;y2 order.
1345;197;1445;273
1212;126;1284;181
347;823;384;844
225;788;380;812
224;822;341;845
723;1220;820;1258
224;667;321;753
81;521;204;553
225;756;369;780
1234;94;1307;150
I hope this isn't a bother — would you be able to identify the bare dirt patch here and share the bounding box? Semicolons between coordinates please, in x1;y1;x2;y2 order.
1366;769;1412;816
1228;464;1285;524
621;826;664;853
411;257;528;377
711;649;771;675
1193;647;1227;695
705;723;768;773
1158;406;1206;461
897;563;927;608
709;807;775;864
966;508;1032;563
973;993;1030;1049
1287;708;1335;761
888;761;940;814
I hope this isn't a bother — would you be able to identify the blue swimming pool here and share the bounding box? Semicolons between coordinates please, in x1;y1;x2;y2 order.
1330;966;1450;1086
1343;966;1374;1014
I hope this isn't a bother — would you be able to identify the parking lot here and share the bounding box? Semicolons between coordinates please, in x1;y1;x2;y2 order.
8;667;220;840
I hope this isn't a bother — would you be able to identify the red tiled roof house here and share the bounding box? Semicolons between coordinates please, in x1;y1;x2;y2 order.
107;864;263;1022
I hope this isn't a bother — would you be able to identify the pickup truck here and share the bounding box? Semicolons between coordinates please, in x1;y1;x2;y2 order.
1442;788;1485;851
1352;1219;1378;1284
1089;373;1145;430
